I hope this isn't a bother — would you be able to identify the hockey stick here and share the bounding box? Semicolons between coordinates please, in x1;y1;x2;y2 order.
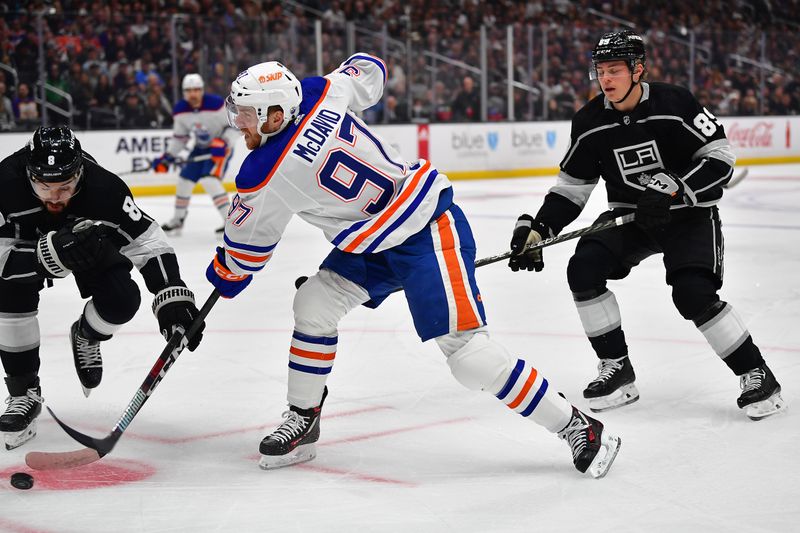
474;213;635;267
116;154;213;177
25;290;221;470
294;213;636;289
722;167;749;189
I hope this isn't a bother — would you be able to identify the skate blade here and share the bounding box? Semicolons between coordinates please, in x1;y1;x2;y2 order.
258;443;317;470
588;432;621;479
587;383;640;413
81;385;92;398
3;420;38;450
744;391;787;421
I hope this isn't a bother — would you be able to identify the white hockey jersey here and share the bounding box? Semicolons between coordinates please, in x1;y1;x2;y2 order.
222;53;452;277
168;94;236;156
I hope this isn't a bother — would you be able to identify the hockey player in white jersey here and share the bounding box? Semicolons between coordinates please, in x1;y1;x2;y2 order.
153;73;236;235
206;55;621;478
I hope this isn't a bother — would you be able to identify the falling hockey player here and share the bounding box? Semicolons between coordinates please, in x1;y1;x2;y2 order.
206;54;621;478
508;30;785;420
152;73;237;235
0;126;205;450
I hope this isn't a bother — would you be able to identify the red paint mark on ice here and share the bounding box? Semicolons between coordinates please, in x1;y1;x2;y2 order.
0;518;55;533
320;416;473;446
0;459;155;491
52;405;393;445
294;463;417;486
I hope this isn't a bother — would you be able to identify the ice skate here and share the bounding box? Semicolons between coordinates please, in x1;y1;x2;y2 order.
259;388;327;470
583;356;640;412
0;378;43;450
557;406;621;479
70;318;106;397
738;364;786;420
161;216;185;235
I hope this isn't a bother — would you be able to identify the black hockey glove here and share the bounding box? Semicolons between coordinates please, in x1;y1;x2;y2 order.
508;214;553;272
36;219;109;277
152;284;204;351
635;172;685;229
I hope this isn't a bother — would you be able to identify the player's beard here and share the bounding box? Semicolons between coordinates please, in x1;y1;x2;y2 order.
44;200;69;214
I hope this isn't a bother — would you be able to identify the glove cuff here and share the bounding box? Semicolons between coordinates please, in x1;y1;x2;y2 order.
36;232;71;278
646;172;684;198
152;285;196;317
213;254;250;281
514;214;534;230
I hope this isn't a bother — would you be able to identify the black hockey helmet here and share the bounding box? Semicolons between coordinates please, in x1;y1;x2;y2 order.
26;126;83;183
590;30;646;78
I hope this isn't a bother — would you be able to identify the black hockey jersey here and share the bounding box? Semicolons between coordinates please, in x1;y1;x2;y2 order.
0;147;183;293
537;82;736;233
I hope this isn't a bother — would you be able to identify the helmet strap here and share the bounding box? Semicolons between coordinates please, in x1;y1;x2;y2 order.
256;110;291;146
611;61;641;105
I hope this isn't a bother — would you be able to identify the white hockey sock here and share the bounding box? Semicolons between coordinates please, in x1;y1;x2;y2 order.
443;332;572;433
287;330;336;409
200;177;230;222
575;290;622;337
697;302;750;360
173;177;195;221
492;359;572;433
83;300;123;337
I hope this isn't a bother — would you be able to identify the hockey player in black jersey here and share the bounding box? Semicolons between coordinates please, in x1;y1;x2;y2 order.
0;126;205;450
508;30;785;420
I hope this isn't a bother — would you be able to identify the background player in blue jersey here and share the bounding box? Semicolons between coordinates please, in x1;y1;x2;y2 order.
153;74;237;235
205;55;621;478
508;30;785;420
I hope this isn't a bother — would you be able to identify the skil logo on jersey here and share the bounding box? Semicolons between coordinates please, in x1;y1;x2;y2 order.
258;72;283;83
292;109;343;164
613;140;664;188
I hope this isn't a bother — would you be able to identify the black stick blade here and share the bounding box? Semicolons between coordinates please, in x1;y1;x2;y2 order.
47;407;118;457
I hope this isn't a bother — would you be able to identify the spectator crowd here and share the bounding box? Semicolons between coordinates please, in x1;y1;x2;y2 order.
0;0;797;131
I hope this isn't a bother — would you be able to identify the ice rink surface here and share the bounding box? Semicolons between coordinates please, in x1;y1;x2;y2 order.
1;165;798;532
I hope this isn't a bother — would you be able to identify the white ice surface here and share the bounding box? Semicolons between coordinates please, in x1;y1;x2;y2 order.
1;165;798;532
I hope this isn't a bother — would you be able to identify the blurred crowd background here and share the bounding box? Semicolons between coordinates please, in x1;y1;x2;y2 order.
0;0;798;131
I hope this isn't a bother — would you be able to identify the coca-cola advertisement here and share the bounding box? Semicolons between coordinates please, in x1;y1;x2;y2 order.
726;121;775;149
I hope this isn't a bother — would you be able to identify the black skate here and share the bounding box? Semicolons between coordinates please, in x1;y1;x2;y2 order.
583;356;640;412
259;387;328;470
161;216;185;235
737;364;786;420
557;406;621;479
71;318;107;397
0;377;43;450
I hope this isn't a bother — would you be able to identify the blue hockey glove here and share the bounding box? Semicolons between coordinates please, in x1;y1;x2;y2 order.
206;247;252;299
152;153;175;173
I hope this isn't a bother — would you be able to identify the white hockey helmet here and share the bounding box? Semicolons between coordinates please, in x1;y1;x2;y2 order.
182;73;204;91
226;61;302;146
